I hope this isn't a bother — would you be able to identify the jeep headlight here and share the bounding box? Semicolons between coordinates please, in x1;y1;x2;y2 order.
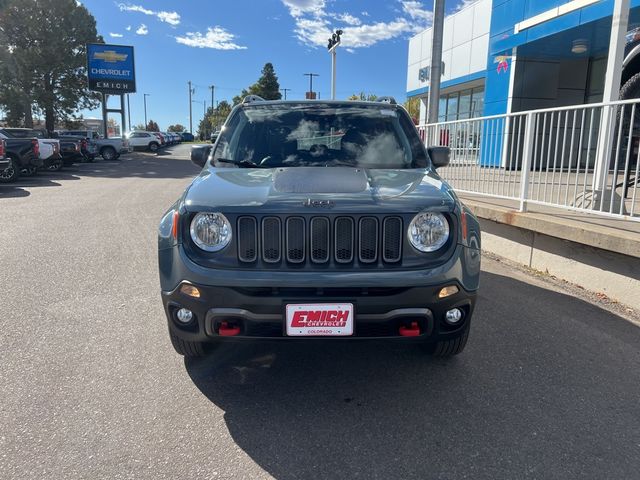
408;212;449;252
190;212;232;252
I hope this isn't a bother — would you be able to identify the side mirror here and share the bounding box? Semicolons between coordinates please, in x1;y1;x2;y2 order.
427;146;450;169
190;145;212;168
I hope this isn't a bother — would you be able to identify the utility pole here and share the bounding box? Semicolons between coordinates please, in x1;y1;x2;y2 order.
188;81;193;133
303;73;319;99
209;85;215;113
427;0;445;123
281;88;291;100
143;93;150;128
327;30;343;100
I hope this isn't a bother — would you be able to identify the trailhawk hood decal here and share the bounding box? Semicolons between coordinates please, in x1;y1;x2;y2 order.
183;166;455;213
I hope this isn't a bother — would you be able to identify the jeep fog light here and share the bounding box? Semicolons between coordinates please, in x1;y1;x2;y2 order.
445;308;463;325
176;308;194;324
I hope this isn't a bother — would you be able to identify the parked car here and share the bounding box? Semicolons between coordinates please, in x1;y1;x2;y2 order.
210;130;221;143
158;96;481;357
0;135;40;182
0;128;62;172
57;130;130;161
180;132;195;142
126;131;162;152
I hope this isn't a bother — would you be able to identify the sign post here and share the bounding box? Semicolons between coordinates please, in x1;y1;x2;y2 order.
87;43;136;138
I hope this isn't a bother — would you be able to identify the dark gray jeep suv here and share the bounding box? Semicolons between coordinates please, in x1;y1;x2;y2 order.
158;97;481;357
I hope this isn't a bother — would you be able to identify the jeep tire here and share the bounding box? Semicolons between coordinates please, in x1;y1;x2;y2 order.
425;324;470;357
169;328;209;357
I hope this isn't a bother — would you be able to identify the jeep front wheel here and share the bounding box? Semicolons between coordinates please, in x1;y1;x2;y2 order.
168;329;209;357
424;324;470;357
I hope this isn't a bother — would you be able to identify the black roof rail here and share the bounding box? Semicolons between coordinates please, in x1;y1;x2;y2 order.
376;96;397;105
242;95;266;104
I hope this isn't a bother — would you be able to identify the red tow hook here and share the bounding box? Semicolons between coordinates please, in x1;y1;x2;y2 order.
399;321;421;337
218;322;241;337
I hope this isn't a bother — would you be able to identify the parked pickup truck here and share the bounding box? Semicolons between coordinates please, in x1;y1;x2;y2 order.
0;128;62;172
0;139;9;172
56;136;90;165
58;130;131;161
0;136;40;183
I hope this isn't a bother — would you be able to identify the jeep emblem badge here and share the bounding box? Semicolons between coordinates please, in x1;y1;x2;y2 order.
303;198;334;208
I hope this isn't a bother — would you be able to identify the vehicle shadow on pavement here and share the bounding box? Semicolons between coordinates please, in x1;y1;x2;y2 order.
184;271;640;480
64;155;200;180
0;185;31;198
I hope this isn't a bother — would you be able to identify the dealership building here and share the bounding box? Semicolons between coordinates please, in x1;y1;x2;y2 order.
407;0;640;124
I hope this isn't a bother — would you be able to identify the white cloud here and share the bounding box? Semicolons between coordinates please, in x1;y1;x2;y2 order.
333;13;362;26
454;0;480;11
281;0;325;17
136;24;148;35
401;1;433;24
157;11;180;26
175;27;247;50
126;25;131;31
281;0;432;50
118;3;181;26
109;32;124;38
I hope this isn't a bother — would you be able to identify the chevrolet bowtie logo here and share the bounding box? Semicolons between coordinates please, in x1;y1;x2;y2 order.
94;50;128;63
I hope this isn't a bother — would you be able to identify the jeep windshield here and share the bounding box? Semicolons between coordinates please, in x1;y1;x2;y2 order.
212;103;428;169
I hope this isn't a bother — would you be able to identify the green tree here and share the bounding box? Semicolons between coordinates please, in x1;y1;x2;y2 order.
146;120;159;132
348;92;378;101
404;97;420;124
0;0;103;132
168;124;186;132
233;63;282;105
197;100;234;139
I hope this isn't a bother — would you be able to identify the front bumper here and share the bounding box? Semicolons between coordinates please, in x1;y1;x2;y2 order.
162;281;476;343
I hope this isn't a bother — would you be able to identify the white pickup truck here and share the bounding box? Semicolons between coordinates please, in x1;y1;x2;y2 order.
57;129;131;161
0;128;62;172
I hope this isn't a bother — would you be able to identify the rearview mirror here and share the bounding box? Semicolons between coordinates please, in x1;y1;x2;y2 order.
190;145;212;168
427;146;450;169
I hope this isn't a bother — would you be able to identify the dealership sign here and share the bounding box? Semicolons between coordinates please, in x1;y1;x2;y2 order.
87;43;136;94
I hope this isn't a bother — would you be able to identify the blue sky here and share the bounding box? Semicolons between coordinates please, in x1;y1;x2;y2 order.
80;0;472;131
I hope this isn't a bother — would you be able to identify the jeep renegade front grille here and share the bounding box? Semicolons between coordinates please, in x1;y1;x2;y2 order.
237;216;403;266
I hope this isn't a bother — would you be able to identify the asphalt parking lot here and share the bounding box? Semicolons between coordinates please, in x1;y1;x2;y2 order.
1;145;639;479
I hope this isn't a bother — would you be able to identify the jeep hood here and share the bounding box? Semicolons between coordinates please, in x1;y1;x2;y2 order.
183;166;456;213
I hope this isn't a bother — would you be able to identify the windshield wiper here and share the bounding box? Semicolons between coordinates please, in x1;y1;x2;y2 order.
216;158;260;168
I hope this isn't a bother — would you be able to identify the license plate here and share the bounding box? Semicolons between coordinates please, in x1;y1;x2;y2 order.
285;303;354;336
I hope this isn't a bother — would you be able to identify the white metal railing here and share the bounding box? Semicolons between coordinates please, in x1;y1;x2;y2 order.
418;98;640;221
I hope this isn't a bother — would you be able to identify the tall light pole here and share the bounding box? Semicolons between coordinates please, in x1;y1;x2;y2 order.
209;85;215;114
327;29;343;100
303;73;319;99
427;0;445;123
281;88;291;100
143;93;150;127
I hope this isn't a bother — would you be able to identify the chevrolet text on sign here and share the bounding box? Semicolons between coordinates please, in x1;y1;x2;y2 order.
87;43;136;94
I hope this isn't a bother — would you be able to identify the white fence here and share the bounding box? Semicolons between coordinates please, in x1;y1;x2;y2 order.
419;99;640;221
